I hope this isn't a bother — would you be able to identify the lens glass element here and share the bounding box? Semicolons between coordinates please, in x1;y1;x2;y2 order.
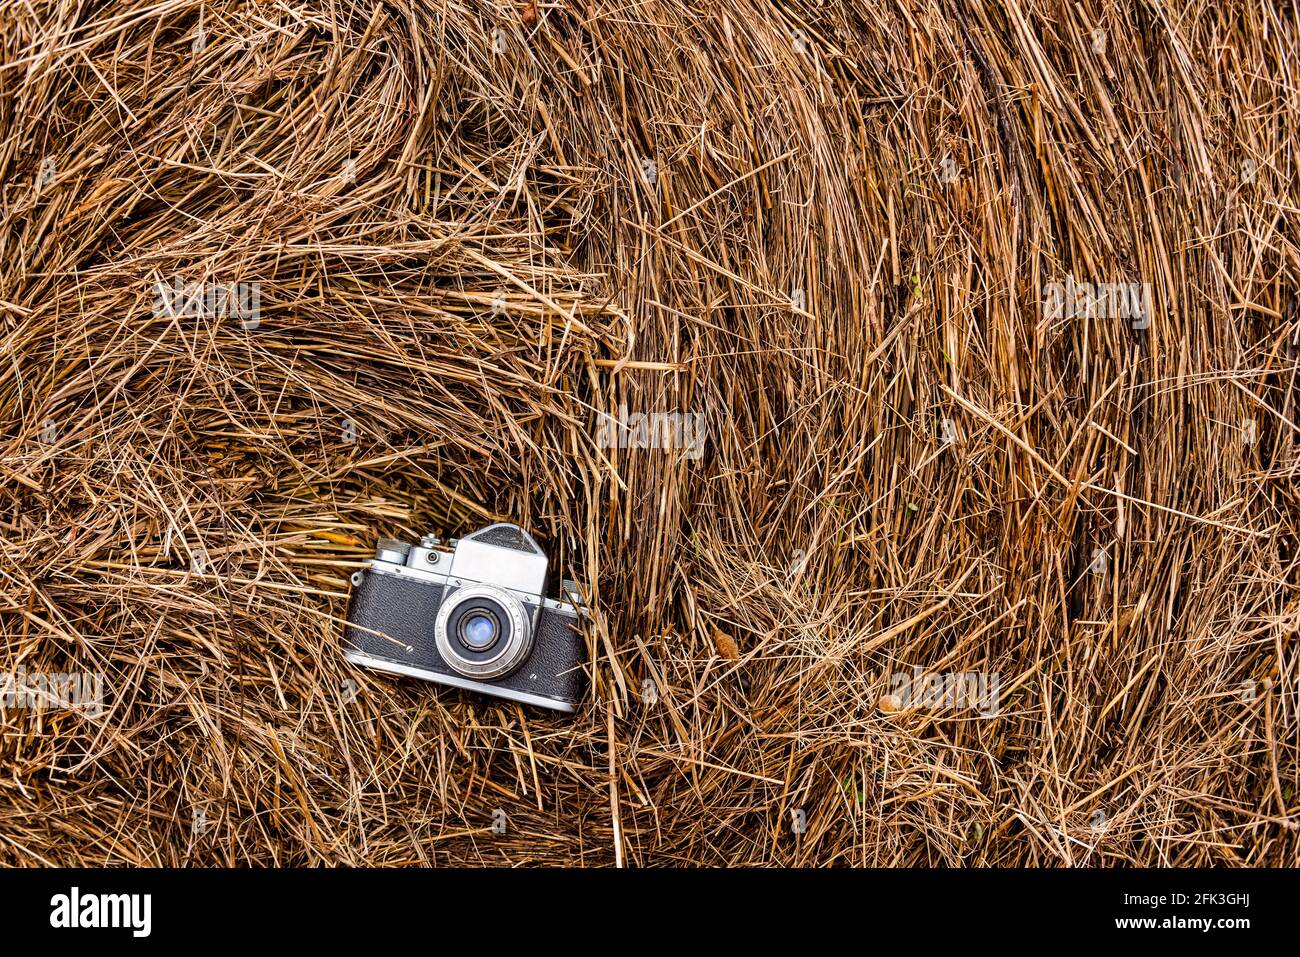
459;610;499;651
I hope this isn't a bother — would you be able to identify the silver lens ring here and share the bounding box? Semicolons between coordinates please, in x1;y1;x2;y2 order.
434;584;532;679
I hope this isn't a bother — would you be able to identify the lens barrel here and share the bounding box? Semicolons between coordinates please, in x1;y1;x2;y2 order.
434;584;533;679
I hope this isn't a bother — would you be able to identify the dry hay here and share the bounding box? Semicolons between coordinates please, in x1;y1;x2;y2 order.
0;0;1297;866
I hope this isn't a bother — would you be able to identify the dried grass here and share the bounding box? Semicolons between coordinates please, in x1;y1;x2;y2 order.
0;0;1297;866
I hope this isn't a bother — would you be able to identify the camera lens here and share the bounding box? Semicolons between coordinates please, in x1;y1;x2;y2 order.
458;610;499;651
434;584;534;680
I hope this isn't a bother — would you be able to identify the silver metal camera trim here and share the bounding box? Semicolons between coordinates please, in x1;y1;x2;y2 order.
434;583;533;679
342;650;577;713
450;523;550;596
362;558;582;616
